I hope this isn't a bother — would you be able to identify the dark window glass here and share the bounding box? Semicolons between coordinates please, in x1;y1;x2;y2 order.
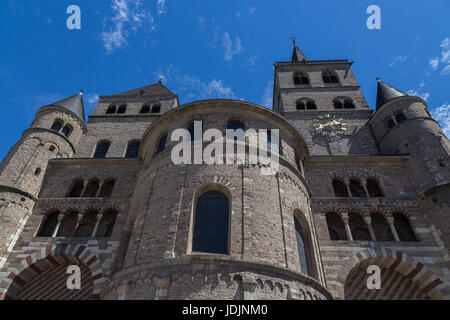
188;122;195;140
334;101;343;109
82;179;99;198
393;213;417;242
156;134;167;154
57;212;78;237
366;179;383;197
61;125;72;137
371;213;395;241
294;219;309;275
348;213;371;241
349;179;366;197
344;100;355;109
151;104;161;113
38;211;59;237
306;101;317;110
322;71;339;85
98;179;115;198
192;191;229;254
117;105;127;114
125;141;140;158
140;105;151;114
94;141;110;159
97;210;118;237
106;105;116;114
293;73;309;86
74;211;97;237
68;180;84;198
332;179;349;197
296;102;306;110
326;213;348;241
227;120;245;141
51;121;63;132
396;113;407;124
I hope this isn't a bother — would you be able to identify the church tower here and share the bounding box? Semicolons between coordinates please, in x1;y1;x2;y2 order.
0;92;86;267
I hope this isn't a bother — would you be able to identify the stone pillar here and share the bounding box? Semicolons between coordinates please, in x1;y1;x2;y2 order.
52;213;65;238
364;216;376;241
362;179;370;198
91;213;103;238
340;213;353;241
95;182;104;198
386;215;400;242
345;179;352;197
72;213;84;237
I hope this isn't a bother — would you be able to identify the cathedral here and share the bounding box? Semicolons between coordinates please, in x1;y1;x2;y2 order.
0;43;449;300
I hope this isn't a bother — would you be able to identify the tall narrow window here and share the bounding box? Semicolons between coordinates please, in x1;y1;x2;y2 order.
156;134;167;154
366;179;383;197
61;125;72;138
97;209;118;237
192;191;229;254
117;104;127;114
332;179;349;197
348;212;371;241
106;105;117;114
293;72;310;86
51;120;63;132
393;213;417;242
294;218;309;276
322;70;340;85
74;211;97;237
125;141;140;158
82;179;99;198
93;141;110;159
151;104;161;113
326;212;348;241
38;211;59;237
98;179;115;198
349;179;366;197
370;212;394;241
67;180;84;198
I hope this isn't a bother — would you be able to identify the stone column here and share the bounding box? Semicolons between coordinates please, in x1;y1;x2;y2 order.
72;213;84;237
386;215;400;242
340;213;353;241
344;179;352;197
52;213;65;238
364;216;376;241
362;179;370;198
91;213;103;238
95;182;104;198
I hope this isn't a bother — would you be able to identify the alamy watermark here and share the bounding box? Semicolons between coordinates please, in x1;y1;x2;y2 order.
170;121;280;176
66;5;81;30
366;5;381;30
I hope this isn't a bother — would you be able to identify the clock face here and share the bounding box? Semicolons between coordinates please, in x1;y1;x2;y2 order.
311;114;348;140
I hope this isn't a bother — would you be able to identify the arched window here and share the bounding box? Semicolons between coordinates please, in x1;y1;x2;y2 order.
38;211;59;237
326;212;348;240
125;140;140;158
57;211;78;237
370;213;394;241
349;179;366;197
67;180;84;198
82;179;99;198
393;213;417;242
98;179;115;198
348;212;371;241
106;105;117;114
293;72;310;87
156;134;167;154
334;97;355;109
93;141;111;159
151;104;161;113
395;113;407;124
74;211;97;237
51;120;63;132
226;120;245;141
296;98;317;110
322;70;340;85
97;209;118;237
366;179;383;197
117;104;127;114
140;104;151;114
294;218;309;275
192;191;229;254
332;179;349;197
61;125;72;138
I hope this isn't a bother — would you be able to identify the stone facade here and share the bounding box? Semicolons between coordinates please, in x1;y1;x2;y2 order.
0;46;449;300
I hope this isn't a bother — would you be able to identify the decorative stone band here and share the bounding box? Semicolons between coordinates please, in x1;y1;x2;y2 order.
0;244;105;300
102;255;332;300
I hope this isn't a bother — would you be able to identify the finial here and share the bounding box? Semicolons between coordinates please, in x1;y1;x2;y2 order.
158;75;165;83
291;35;297;48
80;89;85;95
376;77;381;82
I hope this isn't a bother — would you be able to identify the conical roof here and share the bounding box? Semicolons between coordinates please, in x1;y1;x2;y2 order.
376;79;407;110
292;45;308;62
44;92;85;123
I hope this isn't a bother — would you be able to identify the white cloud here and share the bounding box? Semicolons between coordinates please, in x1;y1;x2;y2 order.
431;103;450;136
429;57;440;70
249;6;256;15
101;0;155;54
156;65;238;102
157;0;166;15
85;93;100;115
261;81;273;109
389;55;408;67
221;32;243;62
248;55;259;67
197;16;206;30
407;89;430;102
428;37;450;76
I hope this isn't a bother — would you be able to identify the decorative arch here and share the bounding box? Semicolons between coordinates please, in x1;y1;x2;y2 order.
333;248;446;300
293;209;318;280
1;245;105;300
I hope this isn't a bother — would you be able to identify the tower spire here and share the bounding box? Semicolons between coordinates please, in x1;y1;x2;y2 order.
291;36;308;63
44;92;86;123
376;78;407;110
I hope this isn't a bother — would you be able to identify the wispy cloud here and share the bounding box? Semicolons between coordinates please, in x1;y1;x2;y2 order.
101;0;155;54
389;55;408;67
249;6;256;15
197;16;206;31
407;89;430;102
431;103;450;136
428;37;450;76
85;93;100;115
157;0;166;15
156;65;238;103
429;57;440;70
220;32;243;62
261;81;273;109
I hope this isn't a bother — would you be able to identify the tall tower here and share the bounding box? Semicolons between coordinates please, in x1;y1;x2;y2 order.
0;92;86;267
368;80;450;253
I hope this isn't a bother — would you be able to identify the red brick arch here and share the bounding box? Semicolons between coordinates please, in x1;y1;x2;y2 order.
0;244;105;300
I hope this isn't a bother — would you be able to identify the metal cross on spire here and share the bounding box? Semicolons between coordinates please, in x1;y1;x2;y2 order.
291;35;297;48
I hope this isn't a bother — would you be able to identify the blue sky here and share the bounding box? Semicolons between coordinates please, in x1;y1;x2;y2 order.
0;0;449;160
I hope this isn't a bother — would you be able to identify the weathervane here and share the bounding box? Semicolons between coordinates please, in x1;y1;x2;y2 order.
158;75;165;83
